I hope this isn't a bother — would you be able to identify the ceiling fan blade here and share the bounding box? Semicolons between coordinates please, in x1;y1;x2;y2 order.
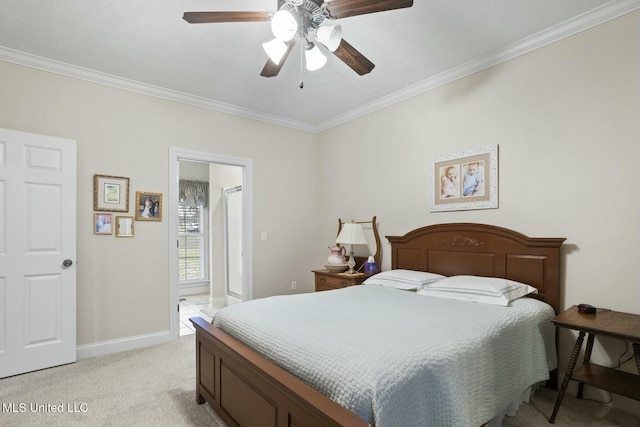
333;39;375;75
183;11;272;24
260;39;296;78
324;0;413;19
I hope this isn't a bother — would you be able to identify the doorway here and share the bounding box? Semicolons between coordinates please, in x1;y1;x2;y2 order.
169;148;253;341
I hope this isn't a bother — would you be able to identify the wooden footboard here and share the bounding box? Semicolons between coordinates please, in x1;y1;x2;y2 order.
190;317;370;427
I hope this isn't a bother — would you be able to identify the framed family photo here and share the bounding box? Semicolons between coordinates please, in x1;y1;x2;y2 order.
430;145;498;212
135;191;162;221
93;174;129;212
94;213;113;235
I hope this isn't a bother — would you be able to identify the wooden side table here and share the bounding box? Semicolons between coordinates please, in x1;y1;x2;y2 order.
312;270;370;292
549;306;640;423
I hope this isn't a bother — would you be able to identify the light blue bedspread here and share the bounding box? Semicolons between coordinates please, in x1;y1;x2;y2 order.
213;285;556;426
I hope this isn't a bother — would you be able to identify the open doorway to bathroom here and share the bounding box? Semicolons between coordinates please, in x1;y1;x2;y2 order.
177;161;214;335
169;148;253;339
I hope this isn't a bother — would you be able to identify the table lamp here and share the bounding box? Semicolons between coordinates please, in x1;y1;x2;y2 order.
336;222;368;274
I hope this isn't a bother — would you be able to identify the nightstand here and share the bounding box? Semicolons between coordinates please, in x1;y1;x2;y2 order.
312;270;370;292
549;306;640;423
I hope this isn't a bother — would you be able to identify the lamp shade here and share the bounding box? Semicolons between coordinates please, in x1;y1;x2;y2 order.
262;38;288;64
305;43;327;71
336;223;368;245
316;24;342;52
271;10;297;41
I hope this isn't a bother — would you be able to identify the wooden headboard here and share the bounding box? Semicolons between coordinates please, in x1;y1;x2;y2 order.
386;223;565;313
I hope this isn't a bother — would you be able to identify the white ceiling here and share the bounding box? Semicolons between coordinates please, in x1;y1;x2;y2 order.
1;0;638;132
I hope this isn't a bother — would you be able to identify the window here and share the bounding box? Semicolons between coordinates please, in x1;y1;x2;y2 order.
178;203;208;282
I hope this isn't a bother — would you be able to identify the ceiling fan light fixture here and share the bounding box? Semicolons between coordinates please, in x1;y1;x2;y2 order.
271;10;297;41
305;43;327;71
316;24;342;52
262;38;288;65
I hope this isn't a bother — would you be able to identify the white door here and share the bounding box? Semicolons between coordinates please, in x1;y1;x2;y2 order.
0;128;77;378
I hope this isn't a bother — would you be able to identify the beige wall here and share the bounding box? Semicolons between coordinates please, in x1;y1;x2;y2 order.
316;11;639;411
0;61;319;346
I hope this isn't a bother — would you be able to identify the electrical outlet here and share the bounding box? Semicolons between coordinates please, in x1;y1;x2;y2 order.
291;281;297;290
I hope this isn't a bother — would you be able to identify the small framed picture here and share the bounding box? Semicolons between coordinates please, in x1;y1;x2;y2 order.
94;174;130;212
94;213;113;235
115;216;135;237
135;191;162;221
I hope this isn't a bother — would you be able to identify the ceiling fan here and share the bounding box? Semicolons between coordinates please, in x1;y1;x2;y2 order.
183;0;414;87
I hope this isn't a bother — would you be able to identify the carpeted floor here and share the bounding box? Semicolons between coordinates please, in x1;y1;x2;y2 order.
0;335;224;427
1;335;638;426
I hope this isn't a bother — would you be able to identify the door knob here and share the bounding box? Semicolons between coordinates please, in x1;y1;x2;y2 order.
62;259;73;268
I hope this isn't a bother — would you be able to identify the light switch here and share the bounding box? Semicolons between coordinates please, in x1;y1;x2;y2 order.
261;231;267;241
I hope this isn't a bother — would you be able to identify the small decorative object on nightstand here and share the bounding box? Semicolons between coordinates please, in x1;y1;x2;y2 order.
324;245;348;272
548;306;640;423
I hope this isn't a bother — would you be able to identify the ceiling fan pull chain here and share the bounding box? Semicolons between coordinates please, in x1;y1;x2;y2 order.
299;38;304;89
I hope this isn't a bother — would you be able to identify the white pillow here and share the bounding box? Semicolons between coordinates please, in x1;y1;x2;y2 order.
363;269;445;290
418;275;537;306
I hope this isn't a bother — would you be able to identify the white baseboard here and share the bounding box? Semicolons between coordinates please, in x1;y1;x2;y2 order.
76;330;172;360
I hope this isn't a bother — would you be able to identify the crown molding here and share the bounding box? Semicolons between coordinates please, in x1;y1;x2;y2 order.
0;46;316;133
1;0;638;134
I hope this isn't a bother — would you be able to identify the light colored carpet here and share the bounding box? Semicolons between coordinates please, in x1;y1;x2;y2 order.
0;334;225;427
1;334;638;426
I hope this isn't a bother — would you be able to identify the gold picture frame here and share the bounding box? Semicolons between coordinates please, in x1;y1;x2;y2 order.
94;174;130;212
135;191;162;221
430;145;498;212
115;216;135;237
94;213;113;235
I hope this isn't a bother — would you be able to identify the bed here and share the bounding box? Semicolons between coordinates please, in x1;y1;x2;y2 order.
190;223;565;427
